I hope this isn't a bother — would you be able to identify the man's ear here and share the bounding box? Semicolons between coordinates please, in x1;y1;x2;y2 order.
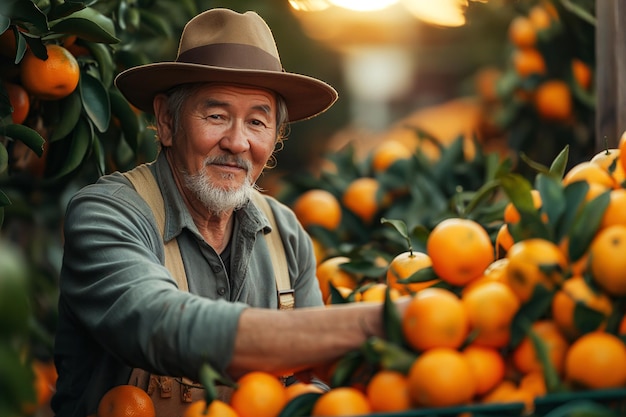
153;94;174;147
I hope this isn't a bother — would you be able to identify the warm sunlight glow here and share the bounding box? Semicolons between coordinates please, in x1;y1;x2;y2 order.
402;0;468;27
288;0;330;12
328;0;399;12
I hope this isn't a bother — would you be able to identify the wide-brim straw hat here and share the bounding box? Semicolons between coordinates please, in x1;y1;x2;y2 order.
114;8;338;122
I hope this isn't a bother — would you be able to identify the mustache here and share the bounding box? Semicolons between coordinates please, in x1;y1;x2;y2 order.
203;155;251;171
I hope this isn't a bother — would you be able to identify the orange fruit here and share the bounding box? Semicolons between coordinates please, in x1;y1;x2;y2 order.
519;370;547;398
505;238;567;302
564;331;626;389
292;189;342;230
511;320;569;376
462;345;506;396
407;347;476;407
528;4;553;30
563;161;616;189
96;385;155;417
20;44;80;100
354;282;401;302
342;177;389;224
183;400;238;417
310;237;326;266
285;382;325;400
0;29;17;58
386;250;437;295
591;148;625;187
316;256;358;302
325;285;354;304
4;82;30;124
534;80;572;122
551;275;613;339
426;218;494;286
371;140;412;173
461;280;521;348
495;223;515;259
365;370;412;412
474;66;502;103
402;287;469;351
230;371;287;417
508;16;536;48
311;387;371;416
512;48;546;77
503;189;543;224
572;58;592;90
480;379;518;404
588;224;626;296
599;189;626;229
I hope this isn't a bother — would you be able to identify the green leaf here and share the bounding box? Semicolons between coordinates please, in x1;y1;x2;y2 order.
138;9;173;37
198;362;236;405
573;301;610;335
548;145;570;179
0;189;10;206
46;1;86;22
0;0;48;34
79;72;110;133
568;191;610;262
50;116;92;179
0;142;7;174
109;89;140;152
382;288;405;347
50;90;82;142
2;124;44;156
361;337;417;374
536;174;565;231
50;13;119;44
329;349;364;388
277;393;320;417
397;266;438;284
528;326;563;393
83;41;115;88
92;136;105;176
0;16;9;33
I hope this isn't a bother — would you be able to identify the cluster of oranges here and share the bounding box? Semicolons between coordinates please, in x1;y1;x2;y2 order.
1;29;81;126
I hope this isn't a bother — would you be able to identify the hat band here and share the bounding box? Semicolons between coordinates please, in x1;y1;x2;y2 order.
177;43;283;72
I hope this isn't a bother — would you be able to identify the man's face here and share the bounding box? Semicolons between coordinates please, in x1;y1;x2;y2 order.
162;84;277;213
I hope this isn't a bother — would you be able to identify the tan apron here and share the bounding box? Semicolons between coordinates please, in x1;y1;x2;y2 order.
122;163;293;416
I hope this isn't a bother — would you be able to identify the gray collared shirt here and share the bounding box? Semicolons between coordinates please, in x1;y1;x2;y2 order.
52;152;323;417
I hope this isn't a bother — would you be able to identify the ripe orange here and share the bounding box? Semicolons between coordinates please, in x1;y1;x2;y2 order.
534;80;572;121
4;82;30;124
310;237;326;266
96;385;155;417
474;66;502;103
20;44;80;100
462;345;506;396
551;275;613;339
528;4;553;30
563;161;615;189
386;250;437;295
426;218;494;286
503;189;543;224
354;282;401;302
402;287;469;351
230;371;287;417
342;177;389;224
598;189;626;229
316;256;358;302
371;140;412;173
564;331;626;389
365;370;412;412
407;347;476;407
182;400;238;417
519;370;547;398
511;320;569;376
590;148;625;187
495;224;515;259
508;16;536;48
292;189;342;230
461;280;521;348
505;238;567;302
285;382;324;400
480;379;518;404
572;58;592;90
588;224;626;296
512;48;546;77
311;387;371;416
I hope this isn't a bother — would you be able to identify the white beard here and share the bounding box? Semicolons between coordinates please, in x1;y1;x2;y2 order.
183;155;256;215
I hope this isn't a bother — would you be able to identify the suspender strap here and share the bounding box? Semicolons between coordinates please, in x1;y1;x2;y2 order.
122;164;293;309
123;164;188;291
250;191;295;310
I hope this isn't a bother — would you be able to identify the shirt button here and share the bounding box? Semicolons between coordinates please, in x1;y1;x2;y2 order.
217;287;226;295
212;264;222;273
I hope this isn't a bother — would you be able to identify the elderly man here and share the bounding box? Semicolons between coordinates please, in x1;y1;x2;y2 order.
52;8;405;417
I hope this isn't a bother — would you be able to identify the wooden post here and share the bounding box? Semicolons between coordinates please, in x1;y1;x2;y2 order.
595;0;626;149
